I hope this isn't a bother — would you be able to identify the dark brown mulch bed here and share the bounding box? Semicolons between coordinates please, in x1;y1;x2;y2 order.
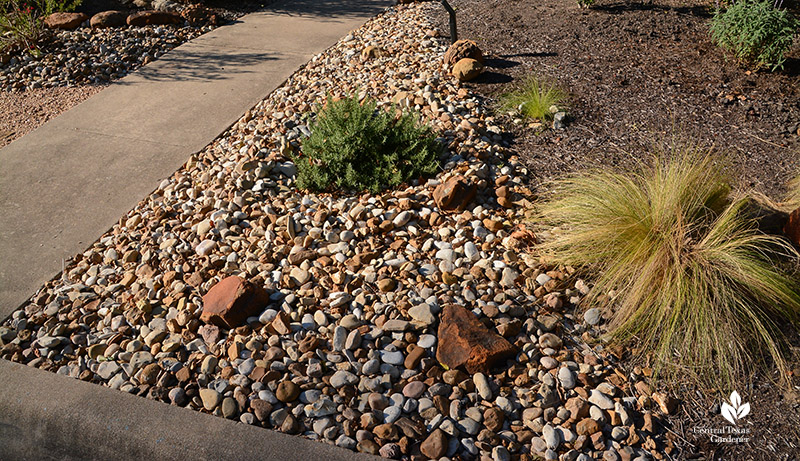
430;0;800;459
437;0;800;199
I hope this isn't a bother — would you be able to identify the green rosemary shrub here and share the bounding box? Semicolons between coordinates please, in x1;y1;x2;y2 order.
710;0;800;70
296;95;440;194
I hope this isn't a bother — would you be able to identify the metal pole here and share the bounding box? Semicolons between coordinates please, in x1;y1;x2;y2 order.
440;0;458;44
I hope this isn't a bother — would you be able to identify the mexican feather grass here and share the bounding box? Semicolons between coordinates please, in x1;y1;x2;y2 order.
538;147;800;387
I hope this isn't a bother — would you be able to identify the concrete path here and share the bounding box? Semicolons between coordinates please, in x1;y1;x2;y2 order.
0;0;391;458
0;360;380;460
0;0;392;320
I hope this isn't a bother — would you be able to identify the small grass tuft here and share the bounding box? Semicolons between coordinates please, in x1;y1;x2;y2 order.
538;142;800;388
498;76;566;122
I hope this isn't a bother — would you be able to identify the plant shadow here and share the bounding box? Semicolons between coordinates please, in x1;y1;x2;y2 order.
592;1;712;17
779;57;800;77
499;52;558;59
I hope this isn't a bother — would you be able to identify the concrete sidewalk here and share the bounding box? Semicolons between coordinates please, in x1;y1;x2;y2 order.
0;360;380;461
0;0;390;458
0;0;392;320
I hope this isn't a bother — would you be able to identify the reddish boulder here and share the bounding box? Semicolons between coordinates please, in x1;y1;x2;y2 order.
452;58;483;82
443;39;484;67
436;304;516;373
127;10;182;26
44;12;88;29
181;4;218;26
200;276;269;328
784;207;800;247
90;11;127;28
433;176;477;212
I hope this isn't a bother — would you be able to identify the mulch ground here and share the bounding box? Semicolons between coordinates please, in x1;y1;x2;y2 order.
432;0;800;458
442;0;799;199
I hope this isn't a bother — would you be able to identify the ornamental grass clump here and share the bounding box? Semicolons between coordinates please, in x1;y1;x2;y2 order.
538;145;800;387
710;0;800;71
296;94;440;194
498;76;566;122
784;174;800;210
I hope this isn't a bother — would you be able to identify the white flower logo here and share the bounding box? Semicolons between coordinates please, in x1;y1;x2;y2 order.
720;391;750;425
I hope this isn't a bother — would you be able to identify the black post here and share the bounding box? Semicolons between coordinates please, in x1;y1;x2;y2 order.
440;0;457;44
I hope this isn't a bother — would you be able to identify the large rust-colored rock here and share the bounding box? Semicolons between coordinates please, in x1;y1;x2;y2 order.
452;58;483;82
181;4;218;26
443;39;484;67
436;304;516;373
127;10;182;26
90;11;126;28
44;12;88;29
783;207;800;247
200;276;269;328
433;176;477;212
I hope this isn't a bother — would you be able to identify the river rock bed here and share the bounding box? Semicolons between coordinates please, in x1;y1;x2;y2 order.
0;23;212;91
0;3;676;460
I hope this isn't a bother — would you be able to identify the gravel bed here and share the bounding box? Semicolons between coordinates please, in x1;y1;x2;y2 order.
0;84;107;148
0;24;212;91
0;4;676;460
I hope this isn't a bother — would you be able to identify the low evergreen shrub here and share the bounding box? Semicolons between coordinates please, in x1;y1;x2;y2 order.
296;95;440;194
710;0;800;71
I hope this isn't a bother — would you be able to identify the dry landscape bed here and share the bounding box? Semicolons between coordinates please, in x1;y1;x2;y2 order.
1;0;800;460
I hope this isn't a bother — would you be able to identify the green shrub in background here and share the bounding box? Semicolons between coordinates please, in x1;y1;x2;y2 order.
296;95;440;194
1;0;43;53
498;76;567;122
538;143;800;387
711;0;800;71
1;0;82;54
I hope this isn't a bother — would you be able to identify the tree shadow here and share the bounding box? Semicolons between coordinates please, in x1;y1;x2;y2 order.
592;1;712;17
118;49;278;83
263;0;393;20
499;52;558;59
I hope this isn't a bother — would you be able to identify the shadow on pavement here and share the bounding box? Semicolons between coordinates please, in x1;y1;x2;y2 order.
265;0;392;20
127;50;279;82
